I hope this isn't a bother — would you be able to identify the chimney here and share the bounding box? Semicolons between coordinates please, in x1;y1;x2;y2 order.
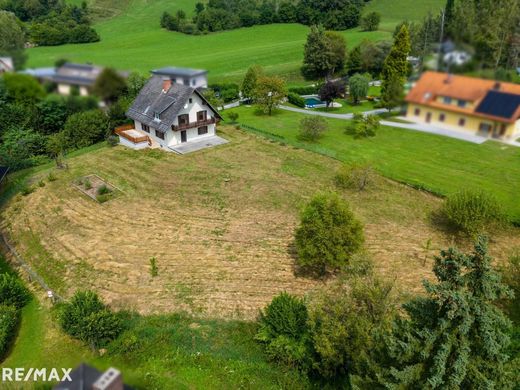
493;81;501;90
444;73;453;84
162;77;172;93
93;368;123;390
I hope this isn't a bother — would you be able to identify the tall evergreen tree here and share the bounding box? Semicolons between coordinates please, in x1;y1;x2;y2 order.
380;24;410;111
301;25;332;80
381;237;514;388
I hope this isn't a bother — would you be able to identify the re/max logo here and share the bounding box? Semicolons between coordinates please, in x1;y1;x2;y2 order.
1;368;72;382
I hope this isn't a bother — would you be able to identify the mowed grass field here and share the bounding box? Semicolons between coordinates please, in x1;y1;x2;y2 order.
227;107;520;222
26;0;442;83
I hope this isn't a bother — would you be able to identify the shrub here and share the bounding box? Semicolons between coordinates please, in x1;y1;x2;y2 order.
0;273;31;309
288;86;319;95
96;194;112;204
287;92;306;108
346;113;380;138
298;116;328;142
334;164;374;191
0;305;19;360
84;179;92;190
97;184;112;196
441;190;504;235
58;291;123;348
295;193;364;275
227;112;239;123
47;172;57;182
107;135;119;147
256;292;311;369
63;110;110;149
150;257;158;277
20;185;34;196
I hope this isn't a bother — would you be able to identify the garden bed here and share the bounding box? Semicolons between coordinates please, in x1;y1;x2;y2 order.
73;174;119;203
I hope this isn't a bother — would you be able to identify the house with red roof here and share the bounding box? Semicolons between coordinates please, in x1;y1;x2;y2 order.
405;71;520;140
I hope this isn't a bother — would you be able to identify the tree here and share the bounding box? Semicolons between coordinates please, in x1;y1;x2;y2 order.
348;73;369;104
360;12;381;32
126;72;147;99
0;128;47;170
298;116;328;141
0;273;31;309
346;113;380;138
92;68;127;103
58;290;123;349
46;132;68;167
346;44;363;74
319;80;345;109
253;76;287;115
241;65;264;101
0;11;26;69
256;292;311;369
324;31;347;75
380;238;514;389
295;192;364;275
37;95;68;134
380;24;410;111
62;109;110;149
3;73;45;104
301;25;332;79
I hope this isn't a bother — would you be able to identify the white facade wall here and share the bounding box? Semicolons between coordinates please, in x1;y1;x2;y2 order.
58;84;71;95
119;136;149;150
172;74;208;89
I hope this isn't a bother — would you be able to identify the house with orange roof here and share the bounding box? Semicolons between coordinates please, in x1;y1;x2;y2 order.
405;71;520;140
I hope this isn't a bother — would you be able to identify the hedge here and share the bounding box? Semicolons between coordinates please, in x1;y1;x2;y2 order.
0;305;19;360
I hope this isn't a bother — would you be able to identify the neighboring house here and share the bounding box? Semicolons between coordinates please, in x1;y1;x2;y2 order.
152;66;208;89
22;62;128;96
443;50;471;67
120;73;223;152
53;364;132;390
0;57;13;73
406;71;520;139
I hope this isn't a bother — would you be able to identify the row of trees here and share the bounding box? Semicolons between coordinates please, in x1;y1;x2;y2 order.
258;189;519;387
161;0;369;34
0;1;99;50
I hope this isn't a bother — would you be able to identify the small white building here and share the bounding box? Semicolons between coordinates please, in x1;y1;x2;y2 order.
151;66;208;89
121;73;223;153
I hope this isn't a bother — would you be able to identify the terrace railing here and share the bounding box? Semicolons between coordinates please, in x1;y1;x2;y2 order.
114;125;151;144
172;117;217;131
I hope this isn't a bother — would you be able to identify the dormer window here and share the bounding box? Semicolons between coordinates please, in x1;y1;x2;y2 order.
442;96;452;104
154;111;160;121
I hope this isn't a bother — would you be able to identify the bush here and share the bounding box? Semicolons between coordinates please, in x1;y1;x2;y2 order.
298;116;328;142
63;110;110;149
58;291;123;348
256;292;310;369
334;164;374;191
441;190;504;235
97;184;112;196
227;112;239;124
107;135;119;147
0;305;19;360
0;273;31;309
295;193;364;275
287;92;306;108
346;113;380;138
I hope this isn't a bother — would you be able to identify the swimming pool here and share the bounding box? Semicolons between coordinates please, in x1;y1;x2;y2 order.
303;95;326;108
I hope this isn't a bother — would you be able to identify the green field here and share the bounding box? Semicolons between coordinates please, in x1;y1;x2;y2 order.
26;0;443;83
228;106;520;221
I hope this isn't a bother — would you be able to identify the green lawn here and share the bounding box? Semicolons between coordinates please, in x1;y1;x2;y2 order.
229;106;520;222
364;0;445;31
315;100;378;114
27;0;443;84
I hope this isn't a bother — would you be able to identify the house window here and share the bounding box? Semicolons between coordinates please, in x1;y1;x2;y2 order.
141;123;150;133
178;114;189;125
189;98;193;104
155;129;165;140
439;113;446;122
197;110;207;121
154;111;160;120
457;100;466;108
479;122;492;133
442;96;452;104
183;78;189;86
198;126;208;135
458;118;466;127
172;78;176;83
192;80;196;86
414;108;421;116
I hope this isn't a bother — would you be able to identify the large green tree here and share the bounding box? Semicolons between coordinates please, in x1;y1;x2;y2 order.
381;237;514;388
302;25;346;79
92;68;127;103
0;11;26;69
241;64;264;101
380;24;410;111
253;75;287;115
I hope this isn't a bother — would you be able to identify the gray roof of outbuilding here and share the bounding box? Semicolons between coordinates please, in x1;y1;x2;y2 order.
152;67;207;78
126;76;221;133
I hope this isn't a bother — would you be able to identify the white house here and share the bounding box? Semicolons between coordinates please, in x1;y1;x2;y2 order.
151;66;208;89
121;73;223;152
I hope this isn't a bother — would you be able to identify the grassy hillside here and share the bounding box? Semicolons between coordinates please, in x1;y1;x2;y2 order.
27;0;443;83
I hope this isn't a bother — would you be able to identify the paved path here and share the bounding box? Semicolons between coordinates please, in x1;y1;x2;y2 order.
278;105;514;146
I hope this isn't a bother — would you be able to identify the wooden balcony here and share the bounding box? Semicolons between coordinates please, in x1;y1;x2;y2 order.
172;117;217;131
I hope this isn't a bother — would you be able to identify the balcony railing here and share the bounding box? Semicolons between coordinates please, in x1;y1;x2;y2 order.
115;125;150;144
172;117;217;131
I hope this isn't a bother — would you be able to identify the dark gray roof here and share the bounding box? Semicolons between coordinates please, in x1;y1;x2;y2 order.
53;363;133;390
50;74;97;86
152;67;207;78
126;76;221;133
61;62;97;71
475;90;520;120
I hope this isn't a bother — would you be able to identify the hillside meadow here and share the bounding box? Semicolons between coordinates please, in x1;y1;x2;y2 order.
27;0;444;83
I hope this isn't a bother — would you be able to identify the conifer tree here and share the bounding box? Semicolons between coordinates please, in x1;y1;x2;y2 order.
301;25;333;80
380;24;410;111
382;237;514;388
